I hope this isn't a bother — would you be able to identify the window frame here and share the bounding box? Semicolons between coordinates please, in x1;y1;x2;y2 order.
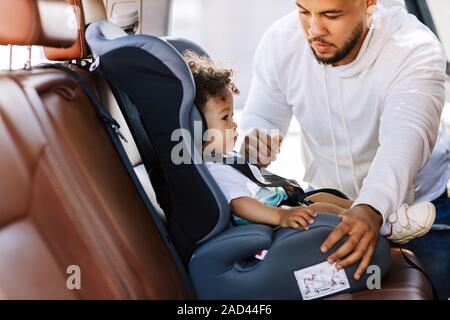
405;0;450;74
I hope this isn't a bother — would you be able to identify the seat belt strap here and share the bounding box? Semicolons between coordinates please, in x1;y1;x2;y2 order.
395;244;439;300
214;154;307;204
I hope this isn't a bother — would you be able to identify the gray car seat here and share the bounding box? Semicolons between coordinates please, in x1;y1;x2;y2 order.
85;20;391;299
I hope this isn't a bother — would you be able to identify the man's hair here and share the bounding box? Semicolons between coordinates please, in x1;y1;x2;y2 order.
183;50;240;109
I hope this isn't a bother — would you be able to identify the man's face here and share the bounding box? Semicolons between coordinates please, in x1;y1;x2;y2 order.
296;0;375;66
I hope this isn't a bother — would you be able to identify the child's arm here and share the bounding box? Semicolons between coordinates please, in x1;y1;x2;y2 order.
231;197;317;230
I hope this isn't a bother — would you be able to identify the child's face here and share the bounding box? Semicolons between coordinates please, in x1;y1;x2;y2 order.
202;89;238;155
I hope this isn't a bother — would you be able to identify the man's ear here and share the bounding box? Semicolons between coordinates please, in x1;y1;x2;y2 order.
366;0;377;27
366;0;377;11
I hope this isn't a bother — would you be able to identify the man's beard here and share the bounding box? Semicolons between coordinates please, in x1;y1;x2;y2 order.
309;22;364;65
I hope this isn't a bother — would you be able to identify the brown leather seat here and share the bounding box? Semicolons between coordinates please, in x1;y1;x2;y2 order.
327;249;433;300
0;0;187;299
0;0;434;300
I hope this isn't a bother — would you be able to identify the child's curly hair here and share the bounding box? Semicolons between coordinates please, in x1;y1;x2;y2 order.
183;50;240;109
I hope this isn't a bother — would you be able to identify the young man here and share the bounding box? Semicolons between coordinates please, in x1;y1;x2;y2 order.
239;0;447;283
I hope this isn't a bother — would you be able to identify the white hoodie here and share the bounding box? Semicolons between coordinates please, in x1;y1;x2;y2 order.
240;0;447;220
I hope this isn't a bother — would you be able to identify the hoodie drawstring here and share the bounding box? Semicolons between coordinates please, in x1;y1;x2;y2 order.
337;80;361;195
322;66;344;191
322;66;361;196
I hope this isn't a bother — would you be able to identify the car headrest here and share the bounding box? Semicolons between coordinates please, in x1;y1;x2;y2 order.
0;0;77;47
161;37;210;59
44;0;106;61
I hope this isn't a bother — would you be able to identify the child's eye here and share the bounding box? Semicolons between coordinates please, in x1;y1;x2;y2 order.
222;115;229;121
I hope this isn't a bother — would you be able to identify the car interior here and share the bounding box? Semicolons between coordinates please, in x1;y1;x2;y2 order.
0;0;447;299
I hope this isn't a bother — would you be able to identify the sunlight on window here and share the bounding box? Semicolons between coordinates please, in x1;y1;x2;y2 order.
170;0;305;182
427;0;450;62
0;46;50;70
170;0;295;111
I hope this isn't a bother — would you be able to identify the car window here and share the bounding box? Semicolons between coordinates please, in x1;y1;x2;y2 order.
0;46;49;70
170;0;304;184
426;0;450;62
169;0;295;110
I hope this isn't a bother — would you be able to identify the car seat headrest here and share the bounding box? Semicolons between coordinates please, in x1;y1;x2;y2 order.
162;37;210;58
94;20;128;43
44;0;107;61
0;0;77;47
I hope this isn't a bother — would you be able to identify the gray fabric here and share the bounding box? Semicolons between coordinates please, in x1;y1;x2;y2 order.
190;214;391;299
86;20;231;242
163;36;210;58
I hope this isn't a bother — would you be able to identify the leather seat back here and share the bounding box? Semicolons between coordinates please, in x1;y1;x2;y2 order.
0;0;188;299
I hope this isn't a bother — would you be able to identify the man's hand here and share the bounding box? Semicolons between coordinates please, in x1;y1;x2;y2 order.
320;205;383;280
240;129;283;167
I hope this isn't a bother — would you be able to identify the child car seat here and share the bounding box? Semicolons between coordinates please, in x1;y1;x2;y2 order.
85;20;391;299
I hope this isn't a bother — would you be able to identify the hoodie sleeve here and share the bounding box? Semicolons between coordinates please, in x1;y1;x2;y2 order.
353;41;447;220
239;26;293;137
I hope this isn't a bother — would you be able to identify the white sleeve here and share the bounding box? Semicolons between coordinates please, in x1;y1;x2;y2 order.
353;43;447;220
239;27;293;137
206;164;254;204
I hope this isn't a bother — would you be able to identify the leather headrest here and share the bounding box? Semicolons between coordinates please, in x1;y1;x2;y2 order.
44;0;107;61
0;0;78;47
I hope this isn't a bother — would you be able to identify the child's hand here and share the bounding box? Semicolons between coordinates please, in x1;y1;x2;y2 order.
278;207;317;230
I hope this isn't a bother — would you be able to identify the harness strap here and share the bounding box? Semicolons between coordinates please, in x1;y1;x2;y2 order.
209;154;308;204
395;243;439;300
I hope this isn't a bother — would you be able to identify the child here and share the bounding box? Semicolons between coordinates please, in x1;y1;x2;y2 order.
184;51;436;243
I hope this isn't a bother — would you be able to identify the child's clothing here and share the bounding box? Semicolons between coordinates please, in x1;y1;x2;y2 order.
205;153;436;242
205;157;288;224
205;161;287;204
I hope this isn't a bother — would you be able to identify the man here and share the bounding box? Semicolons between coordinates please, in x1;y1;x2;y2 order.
240;0;447;282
